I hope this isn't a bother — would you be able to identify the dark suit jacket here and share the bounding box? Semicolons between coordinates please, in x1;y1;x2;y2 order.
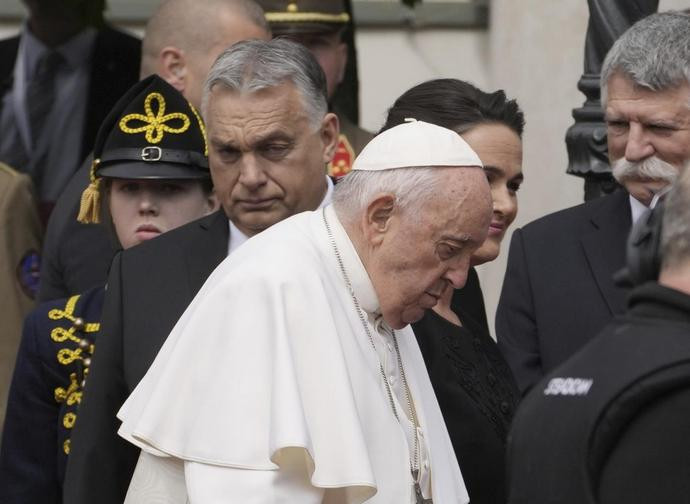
0;287;104;504
63;211;229;504
496;189;631;394
0;26;141;171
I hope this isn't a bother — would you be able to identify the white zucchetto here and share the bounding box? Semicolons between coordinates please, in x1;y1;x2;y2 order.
352;119;483;172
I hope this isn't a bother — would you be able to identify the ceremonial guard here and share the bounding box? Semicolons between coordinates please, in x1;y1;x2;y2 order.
0;74;217;504
259;0;373;178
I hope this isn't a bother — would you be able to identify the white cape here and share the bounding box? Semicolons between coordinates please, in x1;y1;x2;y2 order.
118;206;468;503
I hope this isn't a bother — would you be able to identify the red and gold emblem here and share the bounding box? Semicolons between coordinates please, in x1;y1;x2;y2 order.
328;134;355;179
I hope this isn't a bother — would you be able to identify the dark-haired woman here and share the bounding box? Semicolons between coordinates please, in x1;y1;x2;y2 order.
381;78;524;504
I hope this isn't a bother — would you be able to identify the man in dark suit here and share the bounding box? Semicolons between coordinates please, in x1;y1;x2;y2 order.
497;11;690;394
64;38;340;504
37;0;270;301
0;0;141;220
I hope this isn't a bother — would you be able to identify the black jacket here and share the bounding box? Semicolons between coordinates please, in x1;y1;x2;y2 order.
506;282;690;504
496;189;631;394
63;211;229;504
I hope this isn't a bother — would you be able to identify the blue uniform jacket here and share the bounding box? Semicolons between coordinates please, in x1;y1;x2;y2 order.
0;286;104;504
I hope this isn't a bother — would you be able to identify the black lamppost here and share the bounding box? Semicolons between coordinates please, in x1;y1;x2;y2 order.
565;0;659;200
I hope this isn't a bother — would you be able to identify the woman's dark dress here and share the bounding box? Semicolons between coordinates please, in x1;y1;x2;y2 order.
412;268;519;504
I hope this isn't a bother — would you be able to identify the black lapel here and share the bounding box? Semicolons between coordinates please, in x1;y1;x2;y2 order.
580;189;632;315
185;210;229;297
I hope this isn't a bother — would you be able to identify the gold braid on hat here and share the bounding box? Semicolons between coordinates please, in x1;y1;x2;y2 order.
77;159;102;224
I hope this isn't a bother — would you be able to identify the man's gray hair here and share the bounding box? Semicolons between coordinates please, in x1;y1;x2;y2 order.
661;170;690;270
601;11;690;106
332;167;451;223
201;38;328;127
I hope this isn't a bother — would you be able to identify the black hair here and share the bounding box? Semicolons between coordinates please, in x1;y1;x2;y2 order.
380;78;525;138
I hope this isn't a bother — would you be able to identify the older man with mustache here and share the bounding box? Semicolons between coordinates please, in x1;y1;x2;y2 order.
497;11;690;394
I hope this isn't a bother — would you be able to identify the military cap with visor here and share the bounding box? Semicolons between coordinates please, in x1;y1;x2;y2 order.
77;74;209;223
259;0;350;35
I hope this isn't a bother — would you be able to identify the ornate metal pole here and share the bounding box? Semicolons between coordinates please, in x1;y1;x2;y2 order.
565;0;658;201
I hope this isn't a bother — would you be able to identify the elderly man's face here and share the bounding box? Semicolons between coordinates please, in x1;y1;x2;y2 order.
605;72;690;204
206;82;338;236
366;168;491;329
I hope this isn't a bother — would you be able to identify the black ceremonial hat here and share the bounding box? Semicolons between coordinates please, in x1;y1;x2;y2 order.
259;0;350;35
77;74;209;223
94;74;208;179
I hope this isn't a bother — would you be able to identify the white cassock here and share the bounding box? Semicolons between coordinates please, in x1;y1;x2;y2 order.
117;205;469;504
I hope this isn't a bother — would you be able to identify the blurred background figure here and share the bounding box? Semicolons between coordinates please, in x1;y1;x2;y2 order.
381;78;524;504
0;0;140;223
0;163;41;431
0;74;218;504
258;0;373;178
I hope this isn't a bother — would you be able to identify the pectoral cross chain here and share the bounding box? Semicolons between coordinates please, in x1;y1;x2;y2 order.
413;470;432;503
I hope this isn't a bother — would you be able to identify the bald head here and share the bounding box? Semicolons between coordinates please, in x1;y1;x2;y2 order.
141;0;270;107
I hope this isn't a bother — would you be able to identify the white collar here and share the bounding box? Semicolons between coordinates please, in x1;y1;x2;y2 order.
629;195;648;225
323;205;380;315
227;176;334;254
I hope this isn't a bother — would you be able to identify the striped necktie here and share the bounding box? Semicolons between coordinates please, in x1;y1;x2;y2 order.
26;50;64;149
25;50;64;195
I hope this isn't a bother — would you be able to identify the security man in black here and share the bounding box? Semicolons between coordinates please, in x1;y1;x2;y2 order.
506;176;690;504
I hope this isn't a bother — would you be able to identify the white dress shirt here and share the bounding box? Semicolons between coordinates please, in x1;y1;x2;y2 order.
227;175;334;254
629;194;648;225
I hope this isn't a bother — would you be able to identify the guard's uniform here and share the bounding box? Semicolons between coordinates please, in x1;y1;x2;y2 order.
0;75;211;504
507;282;690;504
332;114;373;178
258;0;374;179
0;287;102;504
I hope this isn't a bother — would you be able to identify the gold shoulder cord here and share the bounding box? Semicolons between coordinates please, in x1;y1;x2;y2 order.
50;294;100;454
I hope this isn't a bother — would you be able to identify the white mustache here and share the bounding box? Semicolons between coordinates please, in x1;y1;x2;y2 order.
611;156;679;184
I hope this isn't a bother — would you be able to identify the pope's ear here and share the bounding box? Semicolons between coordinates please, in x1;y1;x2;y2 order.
361;193;396;245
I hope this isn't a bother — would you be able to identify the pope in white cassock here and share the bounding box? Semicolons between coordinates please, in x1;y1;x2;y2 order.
117;119;493;503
